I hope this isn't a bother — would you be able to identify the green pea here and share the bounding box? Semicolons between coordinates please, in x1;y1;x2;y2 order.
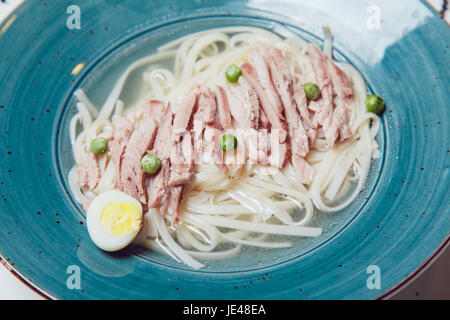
141;154;161;174
303;82;321;100
365;94;385;114
220;134;238;152
225;64;242;83
90;138;108;155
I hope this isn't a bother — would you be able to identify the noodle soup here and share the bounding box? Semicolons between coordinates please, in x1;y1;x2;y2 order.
64;25;383;270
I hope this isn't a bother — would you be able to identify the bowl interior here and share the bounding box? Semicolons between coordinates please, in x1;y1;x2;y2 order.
56;15;385;272
0;0;447;300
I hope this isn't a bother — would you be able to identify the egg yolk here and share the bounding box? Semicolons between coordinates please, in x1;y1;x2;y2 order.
100;201;142;236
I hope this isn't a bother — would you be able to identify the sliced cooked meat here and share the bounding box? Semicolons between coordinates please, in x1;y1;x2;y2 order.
307;100;322;113
147;110;174;211
169;130;195;186
215;86;233;130
307;44;353;146
293;87;315;129
127;99;166;124
259;108;270;129
248;49;284;117
307;127;317;146
257;129;270;165
168;186;183;223
77;151;100;190
173;91;198;135
292;155;314;185
264;46;310;157
226;78;260;129
212;86;233;172
329;104;352;143
204;125;228;173
327;60;353;105
147;100;167;123
245;129;271;166
147;158;171;213
246;128;260;164
110;117;134;188
193;87;229;173
269;129;288;168
172;90;196;184
238;76;261;127
151;109;174;159
241;62;287;143
326;60;353;142
226;77;279;168
262;46;313;181
146;101;193;217
264;46;292;101
194;86;216;124
166;92;198;221
120;119;158;203
307;44;334;131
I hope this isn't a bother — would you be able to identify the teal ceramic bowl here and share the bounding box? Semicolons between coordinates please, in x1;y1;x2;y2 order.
0;0;448;299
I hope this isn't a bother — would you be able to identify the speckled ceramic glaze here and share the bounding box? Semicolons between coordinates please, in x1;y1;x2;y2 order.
0;0;448;299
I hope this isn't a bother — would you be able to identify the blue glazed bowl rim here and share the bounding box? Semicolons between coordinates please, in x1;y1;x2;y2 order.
0;0;448;300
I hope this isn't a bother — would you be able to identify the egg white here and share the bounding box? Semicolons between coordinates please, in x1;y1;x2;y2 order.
87;190;143;252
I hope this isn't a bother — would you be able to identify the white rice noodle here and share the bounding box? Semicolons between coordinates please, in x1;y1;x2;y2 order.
142;239;183;263
322;26;333;59
76;102;92;130
68;168;86;204
186;245;242;260
220;231;292;248
187;214;322;237
69;113;81;146
74;89;99;118
98;49;177;121
153;210;205;269
114;99;125;117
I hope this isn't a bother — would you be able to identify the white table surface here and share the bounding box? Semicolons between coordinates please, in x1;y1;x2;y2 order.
0;0;448;300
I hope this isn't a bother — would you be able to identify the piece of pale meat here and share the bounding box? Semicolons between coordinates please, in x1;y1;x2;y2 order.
264;46;310;157
215;86;233;130
110;117;134;189
77;151;100;190
263;46;313;181
147;109;174;211
307;44;334;130
120;119;158;203
226;78;260;129
241;61;287;142
147;158;171;214
307;44;353;147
